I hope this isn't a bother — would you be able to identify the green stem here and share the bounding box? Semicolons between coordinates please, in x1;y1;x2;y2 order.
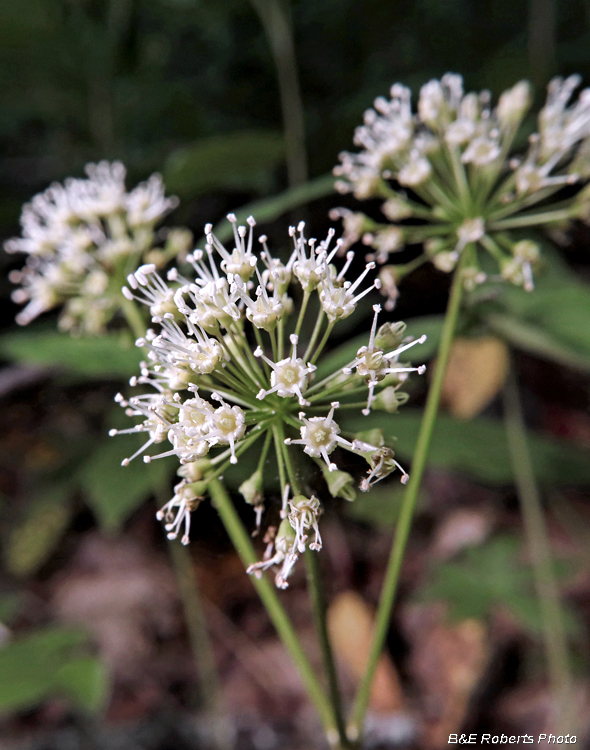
279;430;348;746
250;0;308;186
305;548;349;747
303;308;326;363
502;365;574;734
310;322;335;366
207;477;339;743
294;291;311;339
167;541;231;749
120;296;147;339
447;145;471;213
489;206;574;231
348;251;468;740
122;299;230;750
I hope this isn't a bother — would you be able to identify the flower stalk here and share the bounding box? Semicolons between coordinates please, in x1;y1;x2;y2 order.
208;477;340;743
348;250;468;739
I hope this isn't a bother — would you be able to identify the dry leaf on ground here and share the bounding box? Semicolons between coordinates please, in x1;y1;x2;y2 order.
441;337;509;420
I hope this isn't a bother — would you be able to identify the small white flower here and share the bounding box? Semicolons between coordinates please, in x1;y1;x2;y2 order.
288;494;322;553
343;304;427;414
319;259;379;322
206;394;246;464
157;479;203;545
398;155;432;186
461;136;501;165
285;402;352;472
456;217;485;249
255;334;316;406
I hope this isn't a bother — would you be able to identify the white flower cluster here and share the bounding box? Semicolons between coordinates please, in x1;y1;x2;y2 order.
333;74;590;306
114;215;426;585
247;487;322;589
6;161;185;334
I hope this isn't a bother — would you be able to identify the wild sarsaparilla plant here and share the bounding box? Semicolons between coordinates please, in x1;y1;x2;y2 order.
112;215;427;747
8;72;590;746
7;167;428;747
333;73;590;736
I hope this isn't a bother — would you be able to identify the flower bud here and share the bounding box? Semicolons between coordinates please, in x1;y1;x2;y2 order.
371;386;409;413
375;321;406;350
381;196;413;221
497;81;532;127
165;228;194;259
178;458;213;482
321;464;357;502
239;468;264;507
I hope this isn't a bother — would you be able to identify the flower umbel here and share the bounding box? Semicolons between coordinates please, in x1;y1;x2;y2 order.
333;74;590;303
113;216;427;586
6;161;187;334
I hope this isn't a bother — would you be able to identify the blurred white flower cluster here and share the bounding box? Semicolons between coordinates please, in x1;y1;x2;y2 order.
333;74;590;308
113;215;426;586
6;161;189;334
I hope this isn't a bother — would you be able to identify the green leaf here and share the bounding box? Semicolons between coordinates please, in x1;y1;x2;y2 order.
0;330;141;378
315;314;443;381
339;410;590;486
487;313;590;374
420;536;533;622
345;483;404;527
5;487;73;578
0;628;89;714
476;246;590;371
210;173;336;245
80;436;175;531
163;130;285;198
420;536;580;636
0;593;21;625
55;658;108;713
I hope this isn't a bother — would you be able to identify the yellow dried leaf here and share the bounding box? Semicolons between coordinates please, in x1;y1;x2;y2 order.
442;336;509;420
327;590;405;711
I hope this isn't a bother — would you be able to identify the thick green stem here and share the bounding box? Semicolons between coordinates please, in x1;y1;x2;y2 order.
348;253;467;739
207;477;339;743
502;365;574;734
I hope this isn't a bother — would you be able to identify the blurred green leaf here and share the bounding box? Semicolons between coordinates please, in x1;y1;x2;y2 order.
475;246;590;372
164;130;285;198
315;315;443;381
211;173;336;244
487;313;590;373
344;479;430;528
340;410;590;486
420;536;533;622
55;658;108;713
0;593;21;625
0;330;141;378
80;436;175;531
0;628;91;714
345;483;403;527
420;536;580;636
5;486;73;578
